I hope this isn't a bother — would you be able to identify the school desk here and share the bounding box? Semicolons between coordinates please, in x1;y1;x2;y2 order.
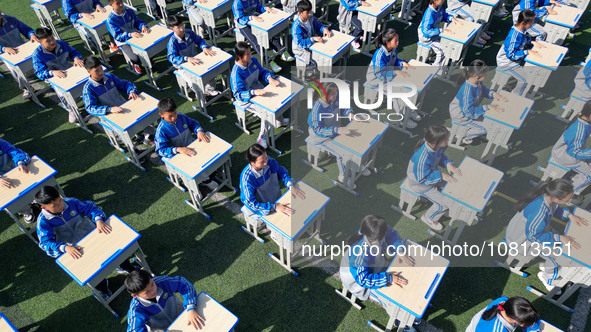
56;215;152;317
99;92;160;171
178;47;233;120
440;19;481;82
0;40;49;108
250;76;304;155
126;24;174;91
330;118;388;196
189;0;234;47
247;9;291;70
309;30;354;79
77;5;116;66
311;0;331;24
30;0;71;40
260;181;330;275
527;207;591;312
0;156;65;244
369;240;449;332
166;292;238;332
162;132;235;219
438;156;503;245
356;0;397;56
524;41;568;98
544;5;583;45
538;320;564;332
471;0;501;39
480;90;535;165
144;0;168;23
0;313;18;332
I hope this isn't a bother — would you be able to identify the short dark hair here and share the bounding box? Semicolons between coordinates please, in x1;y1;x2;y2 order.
166;14;183;28
158;97;177;114
297;0;312;13
246;144;266;163
35;186;60;205
124;270;153;294
234;42;251;60
108;0;122;4
83;56;102;70
517;9;536;25
35;27;53;40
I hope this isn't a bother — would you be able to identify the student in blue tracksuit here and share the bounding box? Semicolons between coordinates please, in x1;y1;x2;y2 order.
505;179;587;292
232;0;294;73
496;9;544;96
35;186;139;298
230;42;284;148
62;0;115;53
291;0;332;77
447;0;489;45
0;9;37;99
449;59;507;145
511;0;562;40
166;15;219;97
106;0;150;74
572;60;591;102
406;125;462;231
125;270;204;332
551;102;591;201
336;0;366;49
182;0;207;34
0;138;34;222
465;296;541;332
418;0;460;67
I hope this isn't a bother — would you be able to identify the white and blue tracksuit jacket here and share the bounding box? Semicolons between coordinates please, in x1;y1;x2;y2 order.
166;30;210;67
449;80;494;123
516;0;552;20
106;8;147;44
155;113;203;158
230;57;274;103
62;0;103;24
291;15;329;65
365;45;405;87
573;60;591;99
239;158;293;216
0;14;35;53
418;5;452;42
406;142;453;193
552;118;591;162
232;0;266;29
127;275;198;332
496;26;532;68
307;99;353;140
83;73;137;116
0;138;30;175
465;297;541;332
32;40;83;80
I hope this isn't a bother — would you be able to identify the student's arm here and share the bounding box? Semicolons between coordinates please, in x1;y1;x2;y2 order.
293;22;314;49
458;86;488;119
313;18;330;36
186;116;204;135
351;264;391;289
525;320;541;332
13;17;36;41
421;11;442;38
110;73;138;96
230;69;253;102
63;0;83;24
131;10;148;31
340;0;362;11
33;50;54;80
83;84;111;116
126;303;150;332
256;58;274;83
569;129;591;160
194;33;211;51
240;171;276;215
163;276;199;310
155;128;177;158
0;139;30;167
257;0;266;14
524;205;560;245
584;62;591;90
553;206;571;220
93;0;103;8
167;37;186;66
442;8;453;23
309;101;338;137
504;37;528;61
70;199;107;223
269;158;294;188
108;16;132;43
37;220;66;258
233;0;253;26
384;226;404;247
62;41;83;61
373;51;396;82
413;156;442;185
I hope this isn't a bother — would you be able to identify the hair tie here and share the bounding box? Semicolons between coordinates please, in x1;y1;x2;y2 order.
497;303;504;311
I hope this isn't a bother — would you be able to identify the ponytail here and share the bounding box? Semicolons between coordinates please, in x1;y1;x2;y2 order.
482;297;539;328
375;28;398;48
456;59;488;86
346;215;388;245
566;101;591;129
414;125;449;151
515;179;574;212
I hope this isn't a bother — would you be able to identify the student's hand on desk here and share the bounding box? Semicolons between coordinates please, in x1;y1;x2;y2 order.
312;36;324;44
323;30;333;38
560;235;581;250
197;131;210;143
529;50;541;58
493;92;508;103
446;164;462;177
65;245;83;259
441;172;457;183
4;47;17;55
269;77;280;87
276;203;294;216
74;58;84;67
403;61;414;70
96;219;112;234
53;70;67;78
253;89;266;96
291;185;306;200
397;253;415;267
443;28;454;35
531;41;545;49
178;147;196;156
489;104;504;113
81;12;95;19
265;7;277;14
142;26;151;34
198;0;208;3
0;178;11;188
452;18;463;25
361;1;371;6
396;70;410;78
187;309;205;329
569;214;589;227
131;32;143;39
30;35;39;43
547;7;558;15
203;48;215;56
110;106;124;113
388;271;408;288
338;127;350;135
96;5;106;13
129;92;139;100
188;56;202;65
253;15;264;22
18;164;29;174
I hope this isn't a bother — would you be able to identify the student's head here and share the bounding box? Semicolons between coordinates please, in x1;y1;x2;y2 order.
568;101;591;127
166;15;185;37
297;0;313;21
35;186;64;215
84;56;104;80
35;27;56;51
124;270;157;299
516;9;536;29
482;297;539;328
458;59;488;85
375;28;398;50
516;179;574;212
346;215;388;245
109;0;125;14
316;82;338;103
158;98;178;123
415;125;449;151
430;0;444;8
234;42;252;63
246;144;268;171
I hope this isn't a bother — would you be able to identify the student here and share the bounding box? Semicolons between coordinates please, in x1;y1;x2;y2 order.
239;144;304;230
336;0;367;49
465;296;541;332
0;9;37;99
511;0;561;41
291;0;332;77
365;28;422;129
496;9;544;97
551;102;591;203
62;0;117;52
505;179;587;292
572;60;591;103
406;125;462;231
35;186;140;298
125;269;204;332
182;0;208;36
0;138;34;222
446;0;489;44
232;0;294;73
449;59;507;145
166;15;219;97
32;27;84;123
230;42;286;148
418;0;461;67
106;0;151;74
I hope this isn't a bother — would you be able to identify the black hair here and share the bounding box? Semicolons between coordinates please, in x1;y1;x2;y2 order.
516;9;536;26
35;27;52;40
124;269;153;294
35;186;60;205
314;82;338;102
158;97;177;114
566;101;591;129
246;144;267;163
346;215;388;245
457;59;488;86
516;179;574;212
414;125;449;151
297;0;313;13
234;42;252;60
482;297;539;327
166;14;183;28
108;0;122;4
83;56;102;70
375;28;398;48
